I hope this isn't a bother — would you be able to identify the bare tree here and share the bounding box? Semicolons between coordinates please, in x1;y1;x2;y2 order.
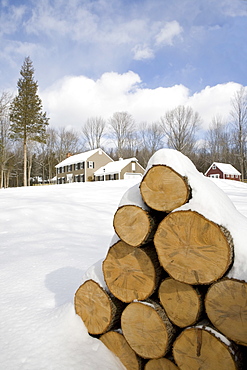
56;127;84;162
82;116;106;150
138;121;164;166
0;91;14;188
160;105;201;156
108;112;136;158
206;116;231;163
230;86;247;180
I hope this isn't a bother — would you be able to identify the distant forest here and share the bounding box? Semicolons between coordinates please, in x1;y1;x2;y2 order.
1;85;247;187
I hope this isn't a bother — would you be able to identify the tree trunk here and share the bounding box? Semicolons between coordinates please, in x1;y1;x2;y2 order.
173;325;242;369
0;168;3;188
121;300;175;359
103;241;163;303
154;210;234;284
140;165;190;212
113;205;158;247
100;331;142;370
74;279;124;335
158;278;203;328
145;358;179;370
23;135;27;186
205;278;247;346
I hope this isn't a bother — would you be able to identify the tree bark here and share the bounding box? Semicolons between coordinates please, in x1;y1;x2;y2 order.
121;300;175;359
23;135;27;186
140;165;190;212
158;277;203;328
113;205;158;247
103;241;163;303
205;278;247;346
173;325;242;369
74;279;124;335
154;210;234;284
100;331;142;370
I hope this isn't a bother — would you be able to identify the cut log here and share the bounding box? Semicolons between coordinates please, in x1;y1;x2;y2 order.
74;279;124;335
154;210;233;285
205;278;247;346
100;331;142;370
145;358;179;370
121;300;175;359
140;165;190;212
103;241;162;303
113;205;157;247
173;325;241;370
158;277;203;327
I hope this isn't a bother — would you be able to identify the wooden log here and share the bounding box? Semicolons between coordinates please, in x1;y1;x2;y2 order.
145;358;179;370
154;210;233;285
103;241;162;303
100;330;142;370
121;300;175;359
140;165;190;212
205;278;247;346
113;205;158;247
158;277;203;328
74;279;124;335
173;325;242;370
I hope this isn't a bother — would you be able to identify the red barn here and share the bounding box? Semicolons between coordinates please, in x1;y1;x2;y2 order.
205;162;241;181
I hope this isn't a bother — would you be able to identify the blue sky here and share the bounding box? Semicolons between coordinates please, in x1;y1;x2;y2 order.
1;0;247;130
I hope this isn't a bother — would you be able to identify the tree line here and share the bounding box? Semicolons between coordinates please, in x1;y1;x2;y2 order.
0;57;247;188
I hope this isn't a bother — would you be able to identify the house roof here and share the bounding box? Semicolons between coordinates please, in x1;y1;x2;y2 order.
205;162;241;176
94;157;142;176
55;148;112;168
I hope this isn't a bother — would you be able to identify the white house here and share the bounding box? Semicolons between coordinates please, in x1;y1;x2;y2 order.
94;157;145;181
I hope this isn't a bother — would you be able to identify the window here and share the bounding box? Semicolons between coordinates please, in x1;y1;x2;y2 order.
212;164;216;170
131;162;136;171
88;161;94;169
68;165;72;172
80;162;84;169
80;174;85;182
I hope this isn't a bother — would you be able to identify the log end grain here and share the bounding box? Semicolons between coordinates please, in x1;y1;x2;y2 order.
154;210;233;285
100;331;142;370
158;278;203;328
145;358;179;370
205;278;247;346
103;241;161;303
74;279;122;335
113;205;155;247
121;300;175;359
173;327;239;370
140;165;190;212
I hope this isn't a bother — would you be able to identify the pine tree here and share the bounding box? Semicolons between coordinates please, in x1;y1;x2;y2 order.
9;56;49;186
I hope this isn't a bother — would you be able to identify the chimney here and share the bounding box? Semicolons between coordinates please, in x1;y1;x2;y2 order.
66;152;72;158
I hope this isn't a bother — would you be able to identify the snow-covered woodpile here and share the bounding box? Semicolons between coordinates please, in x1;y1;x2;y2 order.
74;149;247;369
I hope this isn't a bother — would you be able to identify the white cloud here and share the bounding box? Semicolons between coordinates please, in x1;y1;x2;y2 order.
155;21;183;46
132;44;154;60
187;82;242;129
41;71;243;132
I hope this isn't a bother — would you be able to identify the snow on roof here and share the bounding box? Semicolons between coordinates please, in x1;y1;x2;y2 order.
55;148;111;168
205;162;241;176
94;157;139;176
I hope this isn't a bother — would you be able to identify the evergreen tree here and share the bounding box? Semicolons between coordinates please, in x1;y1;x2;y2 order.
9;56;49;186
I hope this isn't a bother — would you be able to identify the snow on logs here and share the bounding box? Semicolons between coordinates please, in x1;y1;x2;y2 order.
74;149;247;369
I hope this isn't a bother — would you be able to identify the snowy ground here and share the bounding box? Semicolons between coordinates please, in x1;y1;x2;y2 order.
1;177;247;370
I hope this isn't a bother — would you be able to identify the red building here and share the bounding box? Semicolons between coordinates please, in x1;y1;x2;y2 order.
205;162;241;181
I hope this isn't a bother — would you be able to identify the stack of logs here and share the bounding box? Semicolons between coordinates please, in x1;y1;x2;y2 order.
74;162;247;369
